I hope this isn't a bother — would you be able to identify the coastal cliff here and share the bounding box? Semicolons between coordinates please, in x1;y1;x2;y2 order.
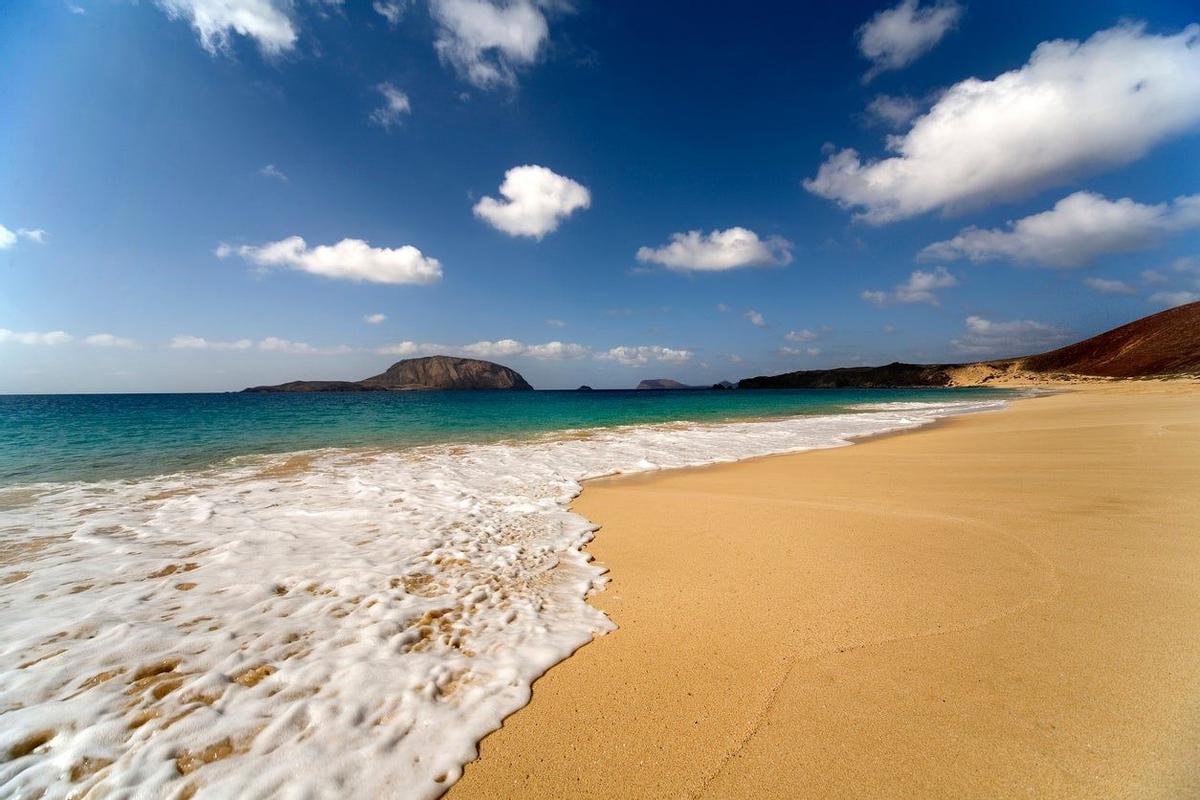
243;355;534;392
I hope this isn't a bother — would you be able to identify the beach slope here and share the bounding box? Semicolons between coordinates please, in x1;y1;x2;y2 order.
450;383;1200;799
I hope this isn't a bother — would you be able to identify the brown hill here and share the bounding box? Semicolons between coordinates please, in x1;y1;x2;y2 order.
1018;301;1200;377
242;356;533;392
739;302;1200;389
361;356;533;390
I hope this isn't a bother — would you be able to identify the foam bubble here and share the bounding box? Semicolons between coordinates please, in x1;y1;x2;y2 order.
0;398;1004;798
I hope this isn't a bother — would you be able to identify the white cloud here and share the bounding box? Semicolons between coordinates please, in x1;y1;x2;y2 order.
473;165;590;238
596;345;692;366
258;337;352;355
857;0;962;81
951;315;1068;356
1142;269;1169;285
259;164;288;182
744;310;766;328
1150;290;1200;307
154;0;297;56
376;341;443;356
84;333;138;348
169;335;253;350
780;345;821;357
0;225;46;248
920;192;1200;268
219;236;442;285
636;227;793;272
1083;277;1136;295
524;340;589;359
1173;256;1200;275
364;313;387;324
0;329;72;346
544;318;566;327
807;23;1200;223
863;266;958;306
865;94;923;127
785;329;818;342
375;338;589;360
430;0;559;88
716;303;729;312
370;82;411;130
462;338;526;358
373;0;406;26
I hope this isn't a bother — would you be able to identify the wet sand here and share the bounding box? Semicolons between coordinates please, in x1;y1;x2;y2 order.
449;383;1200;799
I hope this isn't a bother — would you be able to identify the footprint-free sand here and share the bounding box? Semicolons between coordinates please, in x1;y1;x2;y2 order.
450;383;1200;799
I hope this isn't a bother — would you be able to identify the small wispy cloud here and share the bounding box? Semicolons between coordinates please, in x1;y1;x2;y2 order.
259;164;289;182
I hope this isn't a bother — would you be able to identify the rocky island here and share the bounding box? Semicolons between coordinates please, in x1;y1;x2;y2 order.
243;355;534;392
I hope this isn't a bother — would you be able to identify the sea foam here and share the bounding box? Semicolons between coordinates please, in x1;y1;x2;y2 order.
0;397;1004;798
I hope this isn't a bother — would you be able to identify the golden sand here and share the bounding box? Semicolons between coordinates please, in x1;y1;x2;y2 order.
450;383;1200;799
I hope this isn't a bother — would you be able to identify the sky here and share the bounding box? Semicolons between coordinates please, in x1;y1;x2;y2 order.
1;0;1199;392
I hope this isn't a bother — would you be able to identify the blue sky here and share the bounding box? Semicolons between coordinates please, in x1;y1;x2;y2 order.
1;0;1198;392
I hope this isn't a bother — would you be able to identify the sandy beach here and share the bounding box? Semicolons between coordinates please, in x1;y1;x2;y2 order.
450;383;1200;799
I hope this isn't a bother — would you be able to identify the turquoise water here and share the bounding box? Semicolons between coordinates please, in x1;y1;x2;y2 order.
0;388;1015;485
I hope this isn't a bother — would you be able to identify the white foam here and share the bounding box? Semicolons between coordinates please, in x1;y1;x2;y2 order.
0;397;1004;798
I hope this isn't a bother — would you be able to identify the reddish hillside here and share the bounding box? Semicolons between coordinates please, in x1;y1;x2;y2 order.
1019;302;1200;377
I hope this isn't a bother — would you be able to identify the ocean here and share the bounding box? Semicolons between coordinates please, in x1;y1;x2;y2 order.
0;388;1015;798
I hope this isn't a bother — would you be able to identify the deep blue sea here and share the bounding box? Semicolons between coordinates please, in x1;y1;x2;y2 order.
0;388;1015;485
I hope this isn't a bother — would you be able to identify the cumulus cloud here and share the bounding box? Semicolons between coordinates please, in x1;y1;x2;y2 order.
1150;290;1200;307
596;345;692;366
920;192;1200;268
462;338;526;358
376;341;442;356
84;333;138;348
744;310;766;328
218;236;442;285
857;0;962;81
154;0;297;56
364;313;387;324
780;345;821;357
863;266;958;306
430;0;561;88
370;82;411;130
169;335;253;350
0;225;47;248
544;318;566;328
636;227;793;272
808;23;1200;223
951;315;1068;356
259;164;288;182
0;329;72;345
473;165;590;238
373;0;406;26
1083;277;1136;295
785;329;818;342
524;340;589;359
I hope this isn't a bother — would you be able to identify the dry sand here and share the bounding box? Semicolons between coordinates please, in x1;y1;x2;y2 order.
449;383;1200;799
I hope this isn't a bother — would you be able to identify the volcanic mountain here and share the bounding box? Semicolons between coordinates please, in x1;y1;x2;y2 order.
243;356;534;392
739;302;1200;389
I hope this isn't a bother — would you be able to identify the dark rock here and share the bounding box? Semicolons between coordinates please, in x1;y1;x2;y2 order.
243;355;534;392
577;385;594;391
636;378;694;390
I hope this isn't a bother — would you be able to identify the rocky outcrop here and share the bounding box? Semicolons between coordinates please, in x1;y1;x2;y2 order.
739;362;956;389
636;378;694;390
738;302;1200;389
242;356;534;392
360;356;533;391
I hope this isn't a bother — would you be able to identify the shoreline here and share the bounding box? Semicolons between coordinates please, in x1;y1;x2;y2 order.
449;380;1200;799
